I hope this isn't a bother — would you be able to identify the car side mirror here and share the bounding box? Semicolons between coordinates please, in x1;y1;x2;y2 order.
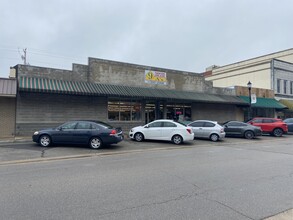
224;125;228;128
144;125;149;128
57;127;63;131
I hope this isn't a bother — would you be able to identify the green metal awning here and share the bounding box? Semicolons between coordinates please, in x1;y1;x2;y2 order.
18;76;247;105
239;96;287;109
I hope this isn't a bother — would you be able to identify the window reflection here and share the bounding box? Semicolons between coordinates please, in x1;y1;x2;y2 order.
108;100;141;121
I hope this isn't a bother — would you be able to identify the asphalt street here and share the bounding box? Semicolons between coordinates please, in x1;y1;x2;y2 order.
0;135;293;220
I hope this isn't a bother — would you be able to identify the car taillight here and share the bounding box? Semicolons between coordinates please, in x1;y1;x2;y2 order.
186;128;192;134
220;128;224;133
110;129;117;136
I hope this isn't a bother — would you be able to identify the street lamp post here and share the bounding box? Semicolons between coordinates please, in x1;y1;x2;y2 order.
247;81;252;120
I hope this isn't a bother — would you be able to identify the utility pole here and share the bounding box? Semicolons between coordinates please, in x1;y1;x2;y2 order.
19;48;28;65
21;48;27;65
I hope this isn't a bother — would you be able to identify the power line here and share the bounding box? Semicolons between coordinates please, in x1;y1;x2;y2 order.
0;48;19;52
27;47;86;61
0;46;89;69
0;46;86;62
0;57;20;61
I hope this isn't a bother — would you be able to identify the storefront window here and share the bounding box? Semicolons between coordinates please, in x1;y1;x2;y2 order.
132;102;141;121
166;104;191;122
108;102;119;121
108;100;141;121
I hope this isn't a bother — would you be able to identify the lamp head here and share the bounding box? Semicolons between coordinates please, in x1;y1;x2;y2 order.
247;81;252;89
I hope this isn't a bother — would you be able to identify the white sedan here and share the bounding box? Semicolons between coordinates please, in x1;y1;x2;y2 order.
129;119;194;144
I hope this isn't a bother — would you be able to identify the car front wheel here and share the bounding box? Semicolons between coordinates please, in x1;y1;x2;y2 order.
210;134;219;142
172;135;183;145
244;130;254;139
134;132;144;142
273;128;283;137
89;137;102;149
39;135;51;147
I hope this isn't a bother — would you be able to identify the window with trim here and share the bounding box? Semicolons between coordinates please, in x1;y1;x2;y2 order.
290;81;293;94
277;79;281;93
108;100;141;121
166;103;191;121
284;80;287;94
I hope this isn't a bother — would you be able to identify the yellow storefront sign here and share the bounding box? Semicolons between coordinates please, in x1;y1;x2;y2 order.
145;70;167;85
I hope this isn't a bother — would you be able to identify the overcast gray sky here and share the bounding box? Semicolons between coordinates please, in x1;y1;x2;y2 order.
1;0;293;78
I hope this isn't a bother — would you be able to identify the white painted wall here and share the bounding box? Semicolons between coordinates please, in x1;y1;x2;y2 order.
206;49;293;91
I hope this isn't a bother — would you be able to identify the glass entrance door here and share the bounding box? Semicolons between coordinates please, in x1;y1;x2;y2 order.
145;102;163;124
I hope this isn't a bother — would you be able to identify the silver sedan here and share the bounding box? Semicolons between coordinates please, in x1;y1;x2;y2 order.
187;120;225;141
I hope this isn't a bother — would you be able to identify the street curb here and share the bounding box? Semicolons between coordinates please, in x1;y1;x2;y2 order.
0;146;191;166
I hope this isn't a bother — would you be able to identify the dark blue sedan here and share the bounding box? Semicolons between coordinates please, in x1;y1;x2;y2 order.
32;120;123;149
284;118;293;132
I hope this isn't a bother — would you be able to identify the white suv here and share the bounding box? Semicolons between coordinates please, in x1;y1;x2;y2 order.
187;120;225;141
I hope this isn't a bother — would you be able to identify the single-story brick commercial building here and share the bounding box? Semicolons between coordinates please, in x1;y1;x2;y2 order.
9;57;285;136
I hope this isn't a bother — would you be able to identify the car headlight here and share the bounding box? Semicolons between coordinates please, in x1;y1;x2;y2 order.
33;131;39;135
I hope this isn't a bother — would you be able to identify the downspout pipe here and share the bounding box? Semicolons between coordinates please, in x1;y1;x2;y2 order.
271;59;275;91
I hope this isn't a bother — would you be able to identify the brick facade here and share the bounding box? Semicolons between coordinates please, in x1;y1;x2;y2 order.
16;93;108;136
13;58;246;136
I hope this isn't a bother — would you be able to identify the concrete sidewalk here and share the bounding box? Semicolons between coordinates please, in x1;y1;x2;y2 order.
0;136;32;143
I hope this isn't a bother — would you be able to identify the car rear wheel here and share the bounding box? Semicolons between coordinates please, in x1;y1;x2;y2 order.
210;134;219;142
273;128;283;137
134;132;144;142
89;137;102;149
244;130;254;139
39;135;51;147
172;135;183;145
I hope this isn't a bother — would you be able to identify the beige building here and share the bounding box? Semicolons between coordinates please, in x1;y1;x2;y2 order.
204;48;293;119
205;48;293;99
